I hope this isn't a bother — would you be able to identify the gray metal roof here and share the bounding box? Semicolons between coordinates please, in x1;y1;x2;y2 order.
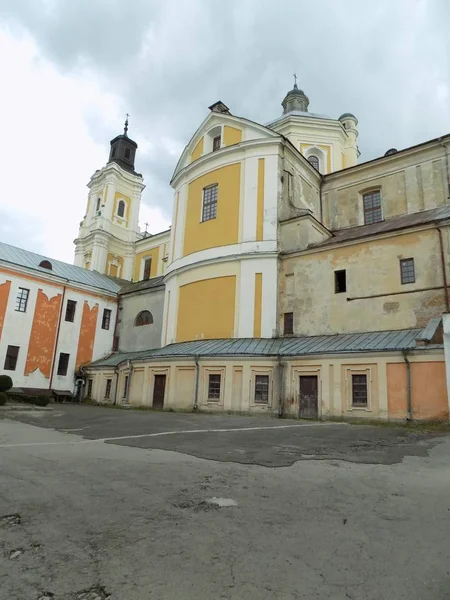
89;328;439;368
0;241;121;294
119;275;165;295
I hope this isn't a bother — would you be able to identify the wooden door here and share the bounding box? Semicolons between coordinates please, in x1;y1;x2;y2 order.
299;376;318;419
152;375;166;409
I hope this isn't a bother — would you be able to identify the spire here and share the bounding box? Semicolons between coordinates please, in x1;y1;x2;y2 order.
108;117;139;174
281;76;310;114
124;113;129;136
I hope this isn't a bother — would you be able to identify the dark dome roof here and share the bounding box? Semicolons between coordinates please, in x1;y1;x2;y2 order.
288;85;305;95
339;112;357;122
384;148;398;156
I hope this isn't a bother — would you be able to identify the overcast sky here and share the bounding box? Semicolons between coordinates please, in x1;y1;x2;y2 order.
0;0;449;262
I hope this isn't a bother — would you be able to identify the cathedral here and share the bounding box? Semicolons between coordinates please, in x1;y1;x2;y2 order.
1;81;449;421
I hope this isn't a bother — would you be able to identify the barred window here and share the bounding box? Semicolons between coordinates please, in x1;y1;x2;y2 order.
307;155;320;171
254;375;269;404
15;288;29;312
102;309;112;330
135;310;153;326
202;185;218;222
208;374;221;401
363;191;382;224
400;258;415;284
212;135;221;151
352;374;368;407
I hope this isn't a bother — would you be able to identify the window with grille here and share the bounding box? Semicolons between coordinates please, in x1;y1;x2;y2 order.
135;310;153;326
117;200;125;217
105;379;112;399
400;258;415;284
284;312;294;335
363;191;382;224
143;258;152;280
57;353;70;376
212;135;221;151
102;309;112;330
4;345;19;371
15;288;29;312
123;375;129;399
352;374;368;407
254;375;269;404
307;155;320;171
87;379;93;397
208;374;221;401
202;185;218;222
65;300;77;322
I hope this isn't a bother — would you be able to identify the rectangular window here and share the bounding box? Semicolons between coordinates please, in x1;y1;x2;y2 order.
363;190;382;225
284;312;294;335
4;345;19;371
143;258;152;280
352;374;368;407
87;379;93;397
254;375;269;404
15;288;29;312
208;374;221;401
400;258;415;284
202;184;218;222
57;352;70;376
124;147;131;160
335;270;347;293
123;375;129;399
113;336;119;352
102;308;112;330
105;378;112;399
65;299;77;322
212;135;221;151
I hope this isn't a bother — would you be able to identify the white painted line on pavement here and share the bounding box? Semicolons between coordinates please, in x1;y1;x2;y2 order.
0;421;347;448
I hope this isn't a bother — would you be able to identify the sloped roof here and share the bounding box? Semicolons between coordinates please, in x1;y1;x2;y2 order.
309;204;450;249
89;328;438;368
0;241;121;294
119;275;165;295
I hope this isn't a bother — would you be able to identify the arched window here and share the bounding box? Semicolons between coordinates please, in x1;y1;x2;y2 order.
39;260;52;270
96;198;101;212
307;155;320;171
117;200;125;218
135;310;153;326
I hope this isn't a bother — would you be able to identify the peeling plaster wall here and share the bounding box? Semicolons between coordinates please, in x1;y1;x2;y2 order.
280;228;447;336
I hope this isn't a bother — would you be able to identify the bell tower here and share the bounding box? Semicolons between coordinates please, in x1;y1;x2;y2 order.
74;117;145;280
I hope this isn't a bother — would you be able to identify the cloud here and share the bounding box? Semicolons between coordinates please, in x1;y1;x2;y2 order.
0;0;449;259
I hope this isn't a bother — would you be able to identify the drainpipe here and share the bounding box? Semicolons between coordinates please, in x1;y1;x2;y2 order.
193;355;200;410
402;350;412;422
437;227;450;312
277;355;285;418
125;359;132;404
112;298;120;352
49;285;67;391
319;176;323;223
113;365;120;405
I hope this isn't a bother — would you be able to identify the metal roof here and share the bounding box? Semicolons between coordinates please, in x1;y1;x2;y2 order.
310;205;450;249
0;241;121;294
119;275;165;295
89;328;439;368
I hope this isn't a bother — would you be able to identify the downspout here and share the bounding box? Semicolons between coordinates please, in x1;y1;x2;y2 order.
113;365;120;405
437;227;450;312
49;285;67;391
193;355;200;410
402;350;412;422
319;175;323;223
112;297;120;351
277;355;285;418
125;359;132;404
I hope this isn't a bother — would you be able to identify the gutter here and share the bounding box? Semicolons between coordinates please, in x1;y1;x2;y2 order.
437;227;450;311
402;350;412;421
193;355;200;410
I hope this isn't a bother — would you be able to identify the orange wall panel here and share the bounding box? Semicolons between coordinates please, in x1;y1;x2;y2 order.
25;290;62;378
387;361;448;421
75;301;99;368
0;280;11;340
411;362;448;421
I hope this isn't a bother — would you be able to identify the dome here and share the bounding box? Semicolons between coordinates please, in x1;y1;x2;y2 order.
384;148;398;156
281;84;310;114
339;112;358;125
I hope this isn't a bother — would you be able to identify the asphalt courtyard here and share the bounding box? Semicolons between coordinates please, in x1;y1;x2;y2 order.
1;405;450;600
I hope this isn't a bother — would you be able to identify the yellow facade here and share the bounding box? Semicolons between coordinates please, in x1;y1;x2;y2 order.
112;191;131;224
223;125;242;147
133;246;160;282
190;138;204;162
183;163;241;256
176;276;236;342
105;253;124;278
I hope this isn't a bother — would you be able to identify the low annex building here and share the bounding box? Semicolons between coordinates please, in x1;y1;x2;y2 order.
2;81;450;420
